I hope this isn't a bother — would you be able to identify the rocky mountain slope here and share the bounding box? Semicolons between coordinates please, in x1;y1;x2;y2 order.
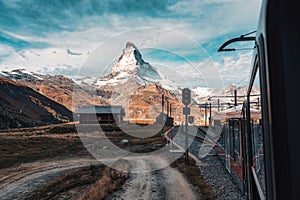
0;69;99;111
0;77;73;129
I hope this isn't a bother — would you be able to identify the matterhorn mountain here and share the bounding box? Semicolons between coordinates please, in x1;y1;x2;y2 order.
95;42;179;92
92;42;181;122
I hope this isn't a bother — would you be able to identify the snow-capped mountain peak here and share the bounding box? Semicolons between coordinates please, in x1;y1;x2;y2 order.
111;41;142;74
96;41;178;91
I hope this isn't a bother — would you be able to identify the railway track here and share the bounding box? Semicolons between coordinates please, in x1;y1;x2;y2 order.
186;132;204;143
165;126;218;158
166;126;211;145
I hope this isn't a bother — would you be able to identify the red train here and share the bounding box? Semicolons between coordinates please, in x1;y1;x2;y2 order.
214;0;300;199
214;104;265;196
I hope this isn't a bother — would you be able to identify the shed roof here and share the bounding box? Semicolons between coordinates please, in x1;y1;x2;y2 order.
76;106;124;114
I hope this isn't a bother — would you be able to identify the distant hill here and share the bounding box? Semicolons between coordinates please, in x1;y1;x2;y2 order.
0;69;98;112
0;77;73;129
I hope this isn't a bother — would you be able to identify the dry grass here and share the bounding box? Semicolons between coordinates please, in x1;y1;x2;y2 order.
171;156;217;200
0;123;90;169
0;123;168;168
24;159;130;200
78;159;130;200
24;165;105;200
104;125;167;153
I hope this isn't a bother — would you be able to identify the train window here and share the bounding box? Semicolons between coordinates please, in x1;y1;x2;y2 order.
248;60;266;198
234;120;240;162
219;124;225;148
229;119;241;163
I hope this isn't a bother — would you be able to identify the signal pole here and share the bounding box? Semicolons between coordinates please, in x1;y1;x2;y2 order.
234;90;237;106
205;102;207;127
182;88;191;165
166;100;169;117
209;102;212;127
185;105;189;164
162;94;164;135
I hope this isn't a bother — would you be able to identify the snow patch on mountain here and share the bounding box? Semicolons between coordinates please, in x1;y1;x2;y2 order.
96;71;132;86
1;69;44;81
18;69;44;80
0;71;9;78
192;87;212;98
72;76;97;86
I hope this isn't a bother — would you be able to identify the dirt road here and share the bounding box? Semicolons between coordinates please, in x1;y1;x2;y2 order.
0;156;201;200
0;158;101;200
106;156;201;200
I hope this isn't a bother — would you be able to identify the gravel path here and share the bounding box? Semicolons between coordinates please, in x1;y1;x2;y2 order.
199;156;246;200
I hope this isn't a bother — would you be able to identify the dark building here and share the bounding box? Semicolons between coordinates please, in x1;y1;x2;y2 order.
156;113;174;127
76;106;125;125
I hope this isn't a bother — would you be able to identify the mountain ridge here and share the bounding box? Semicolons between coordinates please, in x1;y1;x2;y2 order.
0;77;73;129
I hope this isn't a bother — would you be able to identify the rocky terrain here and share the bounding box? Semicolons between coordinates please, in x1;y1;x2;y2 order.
0;77;73;129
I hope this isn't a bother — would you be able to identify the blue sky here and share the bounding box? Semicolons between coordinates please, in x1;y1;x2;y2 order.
0;0;261;88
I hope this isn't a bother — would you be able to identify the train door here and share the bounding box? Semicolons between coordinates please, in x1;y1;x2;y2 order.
241;107;248;195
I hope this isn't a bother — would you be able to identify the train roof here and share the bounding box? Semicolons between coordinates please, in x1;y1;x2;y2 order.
214;105;260;120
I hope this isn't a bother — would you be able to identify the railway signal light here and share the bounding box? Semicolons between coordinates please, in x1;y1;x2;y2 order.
183;107;190;115
188;116;194;124
182;88;191;106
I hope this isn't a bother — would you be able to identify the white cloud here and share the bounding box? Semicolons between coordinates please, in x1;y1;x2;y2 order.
0;47;88;74
0;44;15;55
216;51;253;86
0;1;261;87
149;51;253;88
169;0;262;39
